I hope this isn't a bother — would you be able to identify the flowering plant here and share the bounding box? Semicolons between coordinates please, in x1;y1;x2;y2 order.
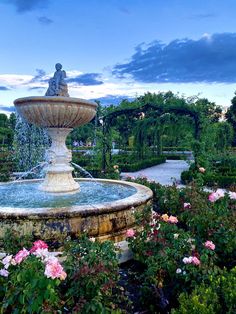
62;236;122;313
0;240;66;313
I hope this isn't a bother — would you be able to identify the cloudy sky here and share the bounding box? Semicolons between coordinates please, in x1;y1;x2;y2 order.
1;0;236;114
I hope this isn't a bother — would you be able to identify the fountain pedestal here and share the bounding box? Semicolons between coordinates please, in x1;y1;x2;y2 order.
40;128;79;193
14;96;98;193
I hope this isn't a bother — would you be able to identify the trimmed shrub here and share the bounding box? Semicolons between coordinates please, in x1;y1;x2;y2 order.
119;156;166;172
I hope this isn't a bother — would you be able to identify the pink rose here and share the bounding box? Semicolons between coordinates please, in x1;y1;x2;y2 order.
208;192;218;203
184;202;191;209
30;240;48;253
229;191;236;200
44;259;67;280
204;240;215;250
199;167;206;173
183;256;200;266
208;189;225;203
168;215;178;224
14;248;30;264
191;256;201;266
0;268;9;277
126;229;135;238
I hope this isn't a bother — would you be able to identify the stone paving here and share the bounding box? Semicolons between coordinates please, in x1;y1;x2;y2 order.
122;159;190;186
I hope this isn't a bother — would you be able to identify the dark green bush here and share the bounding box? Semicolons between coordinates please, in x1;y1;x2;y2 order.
119;156;166;172
172;267;236;314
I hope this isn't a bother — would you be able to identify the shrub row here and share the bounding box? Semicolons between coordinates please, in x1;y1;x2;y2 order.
118;156;166;172
181;170;236;188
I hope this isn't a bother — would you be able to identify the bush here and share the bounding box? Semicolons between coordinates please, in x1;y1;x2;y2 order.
172;285;220;314
173;267;236;314
0;241;64;313
119;156;166;172
62;237;123;313
0;236;124;313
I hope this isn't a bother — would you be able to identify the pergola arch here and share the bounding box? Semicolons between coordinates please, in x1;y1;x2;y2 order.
101;102;202;170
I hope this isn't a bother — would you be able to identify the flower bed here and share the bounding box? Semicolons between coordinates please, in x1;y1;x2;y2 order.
123;177;236;313
0;180;235;313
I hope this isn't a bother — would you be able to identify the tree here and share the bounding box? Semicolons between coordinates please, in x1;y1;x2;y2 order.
226;93;236;146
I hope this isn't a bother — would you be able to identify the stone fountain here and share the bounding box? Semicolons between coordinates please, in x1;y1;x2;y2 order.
14;63;97;193
0;64;152;245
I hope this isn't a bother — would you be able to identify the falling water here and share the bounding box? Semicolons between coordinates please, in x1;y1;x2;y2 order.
13;115;50;172
71;162;97;181
15;161;48;181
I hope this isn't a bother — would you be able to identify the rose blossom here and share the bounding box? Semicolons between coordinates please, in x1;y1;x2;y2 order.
204;240;215;250
215;189;225;198
14;248;30;264
44;259;67;280
184;202;191;209
126;229;135;237
208;192;218;203
228;191;236;200
183;256;200;266
33;248;50;260
176;268;182;274
208;189;225;203
199;167;206;173
168;215;178;224
161;214;169;222
1;255;13;269
183;256;193;264
30;240;48;253
0;269;9;277
191;256;201;265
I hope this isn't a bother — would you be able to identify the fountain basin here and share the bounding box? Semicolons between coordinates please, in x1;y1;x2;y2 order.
14;96;97;128
0;179;152;245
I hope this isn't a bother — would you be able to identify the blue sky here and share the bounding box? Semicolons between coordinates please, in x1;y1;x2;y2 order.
1;0;236;113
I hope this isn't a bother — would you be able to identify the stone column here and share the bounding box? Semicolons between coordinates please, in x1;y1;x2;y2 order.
39;128;80;193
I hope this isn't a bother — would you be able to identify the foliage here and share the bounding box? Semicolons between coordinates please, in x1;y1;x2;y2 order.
2;230;34;254
125;178;236;312
0;241;65;313
62;237;123;313
172;267;236;314
171;285;220;314
181;154;236;188
118;156;166;172
0;236;124;313
226;92;236;146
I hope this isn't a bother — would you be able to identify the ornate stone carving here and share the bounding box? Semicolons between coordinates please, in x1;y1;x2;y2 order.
45;63;69;97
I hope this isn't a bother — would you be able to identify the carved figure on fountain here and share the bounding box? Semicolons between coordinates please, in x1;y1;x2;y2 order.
45;63;69;97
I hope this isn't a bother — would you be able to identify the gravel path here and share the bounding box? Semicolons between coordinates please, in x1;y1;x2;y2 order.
121;159;190;186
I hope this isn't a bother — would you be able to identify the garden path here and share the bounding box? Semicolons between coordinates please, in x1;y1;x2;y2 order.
121;159;190;186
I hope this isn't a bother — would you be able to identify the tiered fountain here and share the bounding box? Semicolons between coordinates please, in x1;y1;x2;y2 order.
0;64;152;244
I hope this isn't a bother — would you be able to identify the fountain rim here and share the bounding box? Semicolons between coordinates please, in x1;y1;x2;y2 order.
14;96;98;108
0;178;153;218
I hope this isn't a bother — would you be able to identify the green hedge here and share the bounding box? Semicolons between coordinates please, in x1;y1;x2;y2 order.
204;174;236;188
163;146;190;151
163;154;185;160
119;156;166;172
181;170;236;188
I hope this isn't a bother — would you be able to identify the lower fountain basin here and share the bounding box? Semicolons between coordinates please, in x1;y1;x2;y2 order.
0;179;152;244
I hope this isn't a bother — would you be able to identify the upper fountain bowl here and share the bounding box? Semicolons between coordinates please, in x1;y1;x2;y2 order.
14;96;97;128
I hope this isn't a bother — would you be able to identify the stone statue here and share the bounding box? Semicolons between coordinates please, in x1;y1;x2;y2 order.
45;63;69;97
